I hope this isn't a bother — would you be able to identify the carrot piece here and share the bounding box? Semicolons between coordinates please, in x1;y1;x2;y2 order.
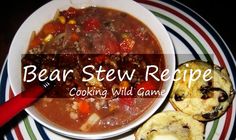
120;38;135;53
42;21;65;35
70;32;79;42
29;36;42;48
78;100;90;114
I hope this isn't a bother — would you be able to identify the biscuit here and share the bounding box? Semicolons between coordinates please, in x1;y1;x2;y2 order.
170;60;235;121
135;111;204;140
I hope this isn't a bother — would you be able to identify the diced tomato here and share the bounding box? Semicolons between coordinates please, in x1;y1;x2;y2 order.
42;21;65;35
42;22;54;35
120;38;135;53
94;55;107;64
119;98;134;106
29;36;42;48
136;79;157;91
60;7;79;19
70;32;80;42
83;18;100;32
78;100;90;114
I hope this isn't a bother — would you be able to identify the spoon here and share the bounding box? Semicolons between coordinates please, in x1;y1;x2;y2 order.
0;80;54;127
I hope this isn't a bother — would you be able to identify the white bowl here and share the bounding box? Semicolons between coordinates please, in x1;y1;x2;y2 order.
8;0;175;139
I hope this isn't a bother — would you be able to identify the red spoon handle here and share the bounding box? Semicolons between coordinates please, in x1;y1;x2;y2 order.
0;85;45;127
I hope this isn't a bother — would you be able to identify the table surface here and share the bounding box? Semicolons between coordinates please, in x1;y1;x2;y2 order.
0;0;235;69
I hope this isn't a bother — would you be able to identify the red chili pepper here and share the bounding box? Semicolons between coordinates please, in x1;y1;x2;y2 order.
83;18;100;32
119;98;133;106
136;79;157;91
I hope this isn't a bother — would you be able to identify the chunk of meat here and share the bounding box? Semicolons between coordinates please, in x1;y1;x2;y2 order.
91;31;119;54
83;18;101;32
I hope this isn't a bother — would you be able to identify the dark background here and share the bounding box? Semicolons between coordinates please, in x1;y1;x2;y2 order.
0;0;235;69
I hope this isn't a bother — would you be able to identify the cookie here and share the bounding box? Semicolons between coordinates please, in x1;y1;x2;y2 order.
135;111;204;140
170;60;235;121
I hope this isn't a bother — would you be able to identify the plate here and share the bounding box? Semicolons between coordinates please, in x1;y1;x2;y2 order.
1;0;235;139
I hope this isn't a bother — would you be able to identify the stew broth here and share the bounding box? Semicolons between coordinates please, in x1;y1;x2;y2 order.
22;7;165;132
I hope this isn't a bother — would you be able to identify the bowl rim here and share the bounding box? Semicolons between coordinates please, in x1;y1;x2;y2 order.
7;0;176;139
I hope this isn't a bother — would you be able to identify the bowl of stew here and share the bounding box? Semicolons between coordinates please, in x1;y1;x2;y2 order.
8;0;175;139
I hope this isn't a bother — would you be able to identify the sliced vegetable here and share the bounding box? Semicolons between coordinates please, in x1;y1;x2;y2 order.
29;31;36;41
53;9;60;21
80;113;100;132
